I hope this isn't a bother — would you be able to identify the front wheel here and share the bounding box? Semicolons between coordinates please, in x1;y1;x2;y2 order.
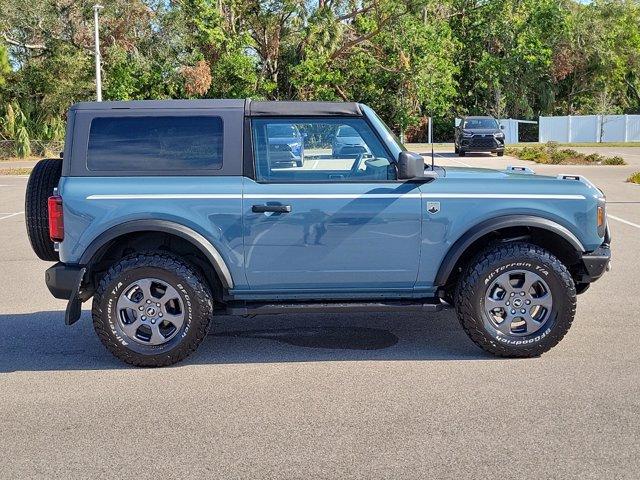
455;242;576;357
92;252;213;367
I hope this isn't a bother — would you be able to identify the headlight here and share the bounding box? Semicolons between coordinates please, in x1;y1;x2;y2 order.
597;198;606;237
462;132;473;138
597;206;605;228
494;132;505;139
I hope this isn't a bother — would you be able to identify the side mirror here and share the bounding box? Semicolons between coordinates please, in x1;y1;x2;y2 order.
397;151;437;181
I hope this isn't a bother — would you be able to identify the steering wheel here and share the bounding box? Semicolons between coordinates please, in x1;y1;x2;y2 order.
349;152;373;177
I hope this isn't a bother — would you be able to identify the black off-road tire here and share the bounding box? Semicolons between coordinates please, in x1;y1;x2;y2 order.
92;252;213;367
25;158;62;261
458;149;466;157
455;242;576;358
497;150;504;157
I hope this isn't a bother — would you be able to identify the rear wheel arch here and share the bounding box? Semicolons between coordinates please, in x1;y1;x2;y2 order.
435;216;585;294
80;220;234;296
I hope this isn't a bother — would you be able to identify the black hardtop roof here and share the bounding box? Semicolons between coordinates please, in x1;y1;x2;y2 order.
69;99;246;111
70;99;364;116
463;115;496;119
248;101;362;117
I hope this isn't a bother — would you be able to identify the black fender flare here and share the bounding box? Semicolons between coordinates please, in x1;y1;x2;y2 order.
434;215;585;286
79;219;235;289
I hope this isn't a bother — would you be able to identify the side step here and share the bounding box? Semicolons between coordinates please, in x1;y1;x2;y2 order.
224;299;444;316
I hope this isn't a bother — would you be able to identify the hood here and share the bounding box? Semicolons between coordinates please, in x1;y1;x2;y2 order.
437;166;603;198
462;128;501;135
442;166;554;180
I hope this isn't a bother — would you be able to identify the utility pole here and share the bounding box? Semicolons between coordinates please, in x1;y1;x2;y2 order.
93;4;104;101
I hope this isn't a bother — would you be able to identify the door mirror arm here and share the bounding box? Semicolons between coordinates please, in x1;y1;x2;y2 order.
396;151;438;182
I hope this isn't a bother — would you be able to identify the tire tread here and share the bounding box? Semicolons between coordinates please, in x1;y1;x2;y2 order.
92;252;213;367
455;242;576;358
25;158;62;261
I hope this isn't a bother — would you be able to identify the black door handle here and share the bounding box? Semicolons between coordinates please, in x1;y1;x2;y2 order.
252;204;292;213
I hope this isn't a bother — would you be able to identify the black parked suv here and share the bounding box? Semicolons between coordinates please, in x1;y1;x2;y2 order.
454;116;505;157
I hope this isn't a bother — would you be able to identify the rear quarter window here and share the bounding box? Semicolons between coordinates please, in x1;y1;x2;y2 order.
87;116;223;171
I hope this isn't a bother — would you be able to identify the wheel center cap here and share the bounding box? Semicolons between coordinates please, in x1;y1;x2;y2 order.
146;307;156;316
512;298;523;308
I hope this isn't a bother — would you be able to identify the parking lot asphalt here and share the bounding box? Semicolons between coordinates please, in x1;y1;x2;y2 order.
1;151;639;479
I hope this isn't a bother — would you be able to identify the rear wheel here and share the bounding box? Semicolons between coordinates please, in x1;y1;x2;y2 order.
92;252;213;367
25;158;62;261
455;242;576;357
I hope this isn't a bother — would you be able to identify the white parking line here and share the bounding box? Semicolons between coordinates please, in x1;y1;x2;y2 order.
0;211;24;221
433;153;473;167
608;215;640;230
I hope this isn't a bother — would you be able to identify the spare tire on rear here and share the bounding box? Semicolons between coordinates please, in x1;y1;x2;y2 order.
25;158;62;261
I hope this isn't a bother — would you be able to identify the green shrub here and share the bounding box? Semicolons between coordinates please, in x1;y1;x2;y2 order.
507;143;628;166
584;153;604;163
627;172;640;183
549;149;572;163
603;156;626;165
545;141;560;151
518;146;548;162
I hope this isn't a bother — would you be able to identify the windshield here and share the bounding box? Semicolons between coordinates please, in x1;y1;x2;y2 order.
361;104;406;158
463;118;499;129
267;124;298;138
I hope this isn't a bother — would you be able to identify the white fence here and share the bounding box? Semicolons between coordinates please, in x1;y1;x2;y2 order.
498;119;537;144
539;115;640;143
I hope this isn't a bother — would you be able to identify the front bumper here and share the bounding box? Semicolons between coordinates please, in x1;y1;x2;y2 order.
45;262;84;300
581;245;611;282
461;136;504;151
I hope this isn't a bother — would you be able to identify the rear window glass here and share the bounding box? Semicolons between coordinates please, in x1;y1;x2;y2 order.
87;116;223;171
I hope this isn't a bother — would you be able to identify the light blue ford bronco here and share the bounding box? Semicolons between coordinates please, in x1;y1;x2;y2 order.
24;100;611;366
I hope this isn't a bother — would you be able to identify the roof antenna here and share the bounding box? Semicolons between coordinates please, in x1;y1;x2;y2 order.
429;115;435;170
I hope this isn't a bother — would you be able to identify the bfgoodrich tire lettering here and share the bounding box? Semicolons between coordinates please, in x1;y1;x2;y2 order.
92;252;213;367
455;242;576;357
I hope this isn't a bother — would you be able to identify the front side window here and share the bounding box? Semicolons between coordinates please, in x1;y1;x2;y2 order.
87;116;223;171
252;117;395;183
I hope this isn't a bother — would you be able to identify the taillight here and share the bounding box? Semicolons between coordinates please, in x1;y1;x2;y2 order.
48;195;64;242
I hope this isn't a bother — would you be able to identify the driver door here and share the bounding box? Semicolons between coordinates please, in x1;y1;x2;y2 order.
242;116;422;294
